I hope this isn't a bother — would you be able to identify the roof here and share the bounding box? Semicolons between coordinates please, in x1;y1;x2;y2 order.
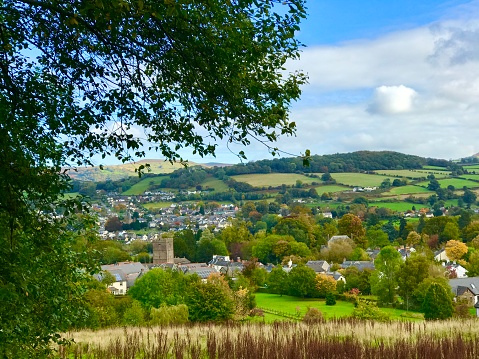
449;277;479;296
341;261;375;271
305;260;330;273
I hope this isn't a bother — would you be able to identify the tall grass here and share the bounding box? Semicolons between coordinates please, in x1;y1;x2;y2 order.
58;319;479;358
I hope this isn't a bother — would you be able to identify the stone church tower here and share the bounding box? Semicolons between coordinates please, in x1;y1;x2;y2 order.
152;235;174;264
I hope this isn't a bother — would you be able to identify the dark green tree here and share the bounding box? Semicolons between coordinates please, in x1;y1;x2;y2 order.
370;246;402;305
287;264;318;298
396;254;430;310
422;283;454;320
266;267;289;296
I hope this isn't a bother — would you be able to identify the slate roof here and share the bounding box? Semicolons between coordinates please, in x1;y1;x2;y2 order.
305;260;330;273
341;261;375;271
449;277;479;296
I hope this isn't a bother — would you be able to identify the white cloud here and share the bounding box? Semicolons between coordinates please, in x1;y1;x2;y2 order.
278;12;479;161
367;85;417;114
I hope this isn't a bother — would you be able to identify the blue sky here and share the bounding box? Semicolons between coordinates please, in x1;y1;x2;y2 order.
112;0;479;165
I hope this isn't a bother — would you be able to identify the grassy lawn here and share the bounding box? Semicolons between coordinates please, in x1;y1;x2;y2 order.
254;293;423;321
231;173;318;187
122;175;170;195
329;173;393;187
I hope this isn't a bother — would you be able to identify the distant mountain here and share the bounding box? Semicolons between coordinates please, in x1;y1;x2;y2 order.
67;159;200;182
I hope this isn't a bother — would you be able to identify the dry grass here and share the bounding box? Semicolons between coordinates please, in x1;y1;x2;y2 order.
58;319;479;358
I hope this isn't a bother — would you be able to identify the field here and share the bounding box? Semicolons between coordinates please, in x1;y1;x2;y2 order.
142;201;174;210
200;178;230;192
381;185;432;196
368;201;419;212
328;173;393;187
417;178;479;189
122;175;171;195
231;173;318;187
312;184;350;194
374;169;449;179
59;319;479;358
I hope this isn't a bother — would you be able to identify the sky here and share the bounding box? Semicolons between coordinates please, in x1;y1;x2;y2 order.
109;0;479;165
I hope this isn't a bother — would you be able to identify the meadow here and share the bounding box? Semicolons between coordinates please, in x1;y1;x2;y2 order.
231;173;318;187
374;169;449;179
58;319;479;358
123;175;171;195
329;173;393;187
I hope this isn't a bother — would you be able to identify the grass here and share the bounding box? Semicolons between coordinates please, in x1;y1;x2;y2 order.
380;185;432;196
368;201;419;212
199;177;229;192
231;173;319;187
374;169;440;179
416;178;479;189
329;173;394;187
122;175;170;195
312;184;350;194
142;201;174;210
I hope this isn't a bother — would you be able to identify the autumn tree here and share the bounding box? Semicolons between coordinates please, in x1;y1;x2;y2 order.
337;214;367;248
445;240;468;261
315;273;337;298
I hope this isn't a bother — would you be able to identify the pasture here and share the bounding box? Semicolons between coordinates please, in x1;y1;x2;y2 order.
312;184;350;194
381;185;432;196
329;173;393;187
368;201;418;212
200;177;230;192
142;201;174;210
122;175;170;195
417;178;479;189
231;173;318;187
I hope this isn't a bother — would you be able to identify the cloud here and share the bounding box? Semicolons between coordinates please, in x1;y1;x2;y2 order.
367;85;417;115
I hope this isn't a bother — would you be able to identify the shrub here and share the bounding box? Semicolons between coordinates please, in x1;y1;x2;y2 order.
303;307;324;323
325;292;336;306
351;302;391;322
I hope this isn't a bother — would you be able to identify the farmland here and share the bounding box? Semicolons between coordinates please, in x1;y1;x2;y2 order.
231;173;318;187
329;173;393;187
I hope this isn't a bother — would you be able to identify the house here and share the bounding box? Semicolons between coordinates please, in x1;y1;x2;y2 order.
100;261;148;294
325;271;346;283
340;261;375;271
328;235;351;245
449;277;479;306
434;249;450;262
446;263;468;278
305;260;330;273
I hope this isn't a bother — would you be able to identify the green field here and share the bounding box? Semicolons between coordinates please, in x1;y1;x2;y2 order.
375;169;450;179
122;175;170;195
369;201;419;212
312;184;350;194
459;174;479;181
329;173;393;187
255;293;421;321
417;178;479;189
381;185;432;196
422;165;449;171
231;173;318;187
199;177;229;192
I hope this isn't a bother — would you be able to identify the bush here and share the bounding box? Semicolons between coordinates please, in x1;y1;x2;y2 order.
150;304;189;326
303;307;324;323
351;302;391;322
325;292;336;306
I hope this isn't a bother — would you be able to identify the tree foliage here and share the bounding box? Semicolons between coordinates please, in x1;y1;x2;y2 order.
422;283;454;320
